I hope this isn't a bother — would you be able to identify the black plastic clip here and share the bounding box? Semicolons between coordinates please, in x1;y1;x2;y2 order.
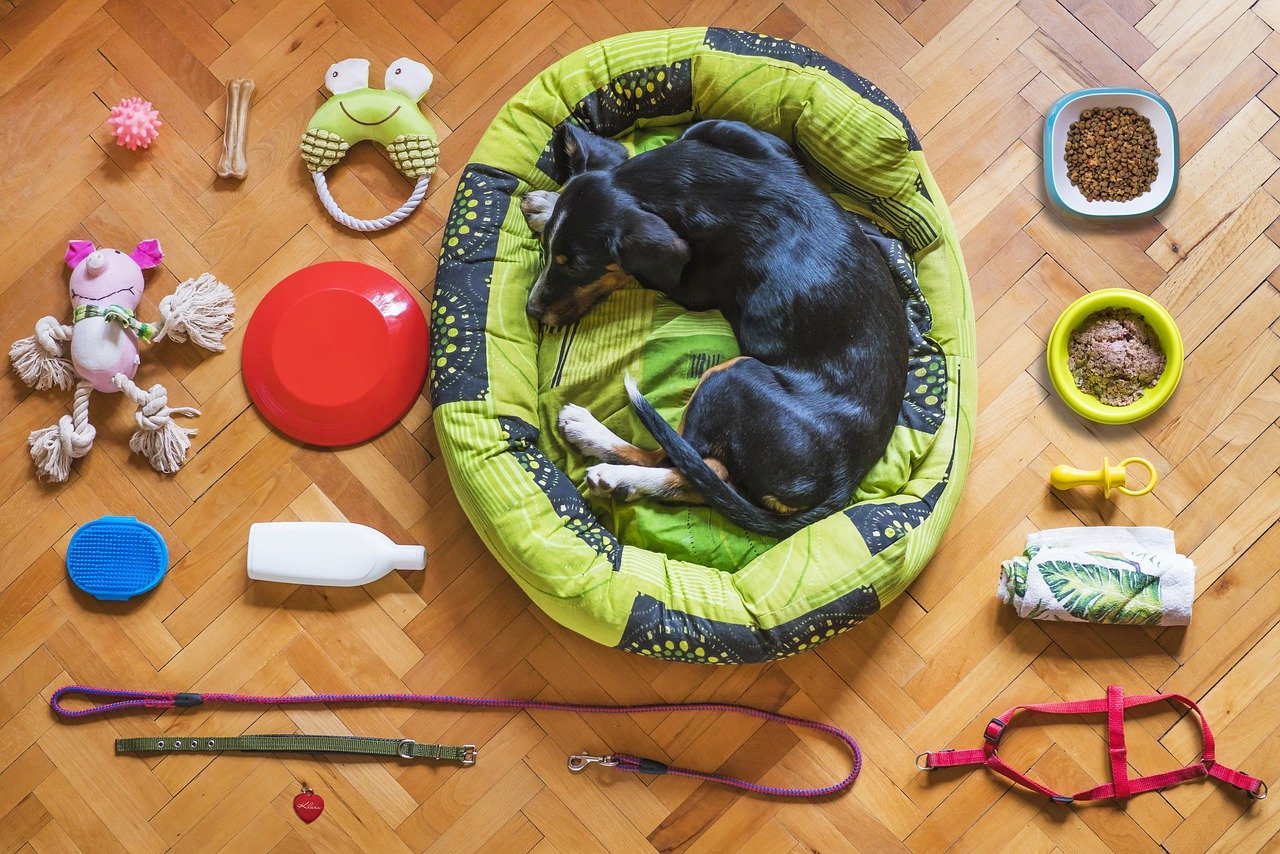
635;758;669;775
984;717;1007;745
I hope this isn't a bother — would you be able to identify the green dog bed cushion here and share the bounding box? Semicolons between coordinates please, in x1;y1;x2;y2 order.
431;28;975;664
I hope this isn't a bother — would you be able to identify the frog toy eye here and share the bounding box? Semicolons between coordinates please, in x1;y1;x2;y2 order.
385;58;433;102
325;58;370;96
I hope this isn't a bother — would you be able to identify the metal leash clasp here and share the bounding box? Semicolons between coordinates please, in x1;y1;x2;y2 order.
567;751;618;772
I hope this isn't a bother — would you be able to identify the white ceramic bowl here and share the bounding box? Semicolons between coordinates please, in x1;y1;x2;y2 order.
1043;88;1178;220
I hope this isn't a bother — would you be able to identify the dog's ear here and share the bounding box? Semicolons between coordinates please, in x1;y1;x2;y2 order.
613;209;689;293
554;123;628;176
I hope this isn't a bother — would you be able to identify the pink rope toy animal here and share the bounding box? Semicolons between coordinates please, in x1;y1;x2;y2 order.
9;239;235;482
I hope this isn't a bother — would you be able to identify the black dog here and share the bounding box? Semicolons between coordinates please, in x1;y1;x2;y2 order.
521;120;908;538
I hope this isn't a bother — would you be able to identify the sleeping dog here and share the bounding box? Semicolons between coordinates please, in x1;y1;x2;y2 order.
521;120;908;538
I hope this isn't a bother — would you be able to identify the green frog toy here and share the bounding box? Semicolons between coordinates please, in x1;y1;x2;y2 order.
301;57;440;232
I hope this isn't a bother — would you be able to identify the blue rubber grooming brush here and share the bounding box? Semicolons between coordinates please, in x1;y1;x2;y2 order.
67;516;168;601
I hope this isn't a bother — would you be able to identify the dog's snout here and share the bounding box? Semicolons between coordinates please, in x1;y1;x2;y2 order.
526;274;550;320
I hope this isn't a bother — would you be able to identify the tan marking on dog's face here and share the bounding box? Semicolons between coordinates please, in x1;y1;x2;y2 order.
539;264;634;327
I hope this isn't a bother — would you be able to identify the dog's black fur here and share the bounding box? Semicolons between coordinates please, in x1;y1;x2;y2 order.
524;120;908;538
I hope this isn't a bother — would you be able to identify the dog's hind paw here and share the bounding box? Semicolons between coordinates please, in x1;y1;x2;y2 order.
586;463;682;502
559;403;620;459
520;190;559;233
585;463;636;501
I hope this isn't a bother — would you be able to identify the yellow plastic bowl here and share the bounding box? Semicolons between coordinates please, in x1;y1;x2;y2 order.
1046;289;1183;425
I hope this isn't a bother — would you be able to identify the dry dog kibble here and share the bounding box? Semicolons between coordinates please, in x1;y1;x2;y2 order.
1064;106;1159;202
1067;308;1166;407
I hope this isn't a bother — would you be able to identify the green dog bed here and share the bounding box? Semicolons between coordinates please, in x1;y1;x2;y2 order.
431;28;975;664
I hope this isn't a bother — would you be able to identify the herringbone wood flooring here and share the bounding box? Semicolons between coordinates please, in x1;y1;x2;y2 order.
3;0;1280;851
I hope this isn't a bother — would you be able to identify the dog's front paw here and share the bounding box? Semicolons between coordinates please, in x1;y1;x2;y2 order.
559;403;617;459
520;190;559;233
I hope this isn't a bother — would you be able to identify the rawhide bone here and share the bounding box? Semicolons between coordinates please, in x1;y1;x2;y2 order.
216;78;255;179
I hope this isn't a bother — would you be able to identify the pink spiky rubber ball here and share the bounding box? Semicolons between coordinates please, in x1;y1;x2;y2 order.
108;97;162;150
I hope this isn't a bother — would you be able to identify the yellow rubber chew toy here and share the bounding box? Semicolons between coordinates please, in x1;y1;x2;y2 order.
1049;457;1157;498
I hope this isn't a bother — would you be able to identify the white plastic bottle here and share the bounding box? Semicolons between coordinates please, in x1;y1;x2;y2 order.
247;522;425;587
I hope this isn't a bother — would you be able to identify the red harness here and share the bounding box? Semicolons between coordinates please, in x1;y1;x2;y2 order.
918;685;1266;803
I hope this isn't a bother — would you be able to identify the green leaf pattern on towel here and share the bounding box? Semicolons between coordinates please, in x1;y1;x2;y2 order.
1004;557;1029;601
1039;560;1163;626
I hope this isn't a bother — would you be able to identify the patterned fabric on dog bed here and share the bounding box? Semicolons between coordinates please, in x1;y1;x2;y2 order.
431;28;975;663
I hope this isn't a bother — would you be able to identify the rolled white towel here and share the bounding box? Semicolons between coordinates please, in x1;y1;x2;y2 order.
997;526;1194;626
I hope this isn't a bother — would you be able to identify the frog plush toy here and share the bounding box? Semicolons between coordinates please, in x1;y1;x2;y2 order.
302;58;439;232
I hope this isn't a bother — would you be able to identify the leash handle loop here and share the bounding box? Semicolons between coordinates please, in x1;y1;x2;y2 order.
51;685;860;799
51;685;180;716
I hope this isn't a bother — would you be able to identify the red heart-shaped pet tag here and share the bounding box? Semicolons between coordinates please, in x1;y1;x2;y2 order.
293;785;324;823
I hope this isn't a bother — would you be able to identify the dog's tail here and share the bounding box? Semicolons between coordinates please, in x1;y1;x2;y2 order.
624;375;847;538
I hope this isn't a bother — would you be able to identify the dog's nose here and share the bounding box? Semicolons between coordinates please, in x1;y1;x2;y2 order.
525;298;544;319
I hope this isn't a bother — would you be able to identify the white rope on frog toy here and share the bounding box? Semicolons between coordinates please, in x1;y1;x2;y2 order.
28;380;96;482
112;376;199;475
312;172;430;232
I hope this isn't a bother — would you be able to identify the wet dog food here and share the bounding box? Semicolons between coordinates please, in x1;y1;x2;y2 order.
1067;307;1166;406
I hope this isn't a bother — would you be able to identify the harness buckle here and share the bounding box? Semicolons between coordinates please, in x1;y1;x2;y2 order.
984;717;1007;745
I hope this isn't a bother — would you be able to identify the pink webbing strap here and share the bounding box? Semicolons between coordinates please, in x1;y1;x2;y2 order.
50;684;861;799
917;685;1266;804
1108;684;1130;798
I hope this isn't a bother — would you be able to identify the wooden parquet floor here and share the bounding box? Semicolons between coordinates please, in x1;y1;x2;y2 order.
3;0;1280;851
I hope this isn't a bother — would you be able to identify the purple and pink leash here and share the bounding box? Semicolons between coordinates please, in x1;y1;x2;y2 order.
50;684;862;798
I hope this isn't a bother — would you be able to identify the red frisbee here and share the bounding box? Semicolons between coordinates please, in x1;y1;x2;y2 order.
242;261;428;447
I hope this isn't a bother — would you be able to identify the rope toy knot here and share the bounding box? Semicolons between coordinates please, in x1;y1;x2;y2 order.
112;375;200;475
10;317;75;392
28;391;96;482
34;318;67;354
129;384;199;432
134;385;172;430
56;414;96;456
